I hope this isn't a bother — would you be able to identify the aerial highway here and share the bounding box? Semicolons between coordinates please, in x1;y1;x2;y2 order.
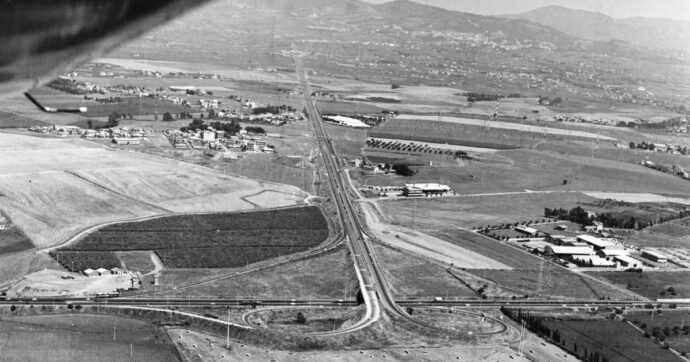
293;56;477;334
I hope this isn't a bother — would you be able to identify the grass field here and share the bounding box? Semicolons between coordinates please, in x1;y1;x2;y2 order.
429;230;541;269
0;225;34;255
627;310;690;354
0;132;303;249
324;123;368;157
0;314;180;362
368;117;612;151
589;271;690;299
379;193;598;231
372;242;478;299
542;318;678;362
28;93;190;118
0;111;50;128
252;307;362;334
475;269;632;300
116;251;156;274
356;146;690;197
156;245;356;300
56;206;329;269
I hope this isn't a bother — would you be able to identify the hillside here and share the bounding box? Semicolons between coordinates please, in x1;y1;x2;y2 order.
504;5;690;52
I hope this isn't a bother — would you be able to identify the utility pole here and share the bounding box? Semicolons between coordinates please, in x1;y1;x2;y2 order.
226;309;230;348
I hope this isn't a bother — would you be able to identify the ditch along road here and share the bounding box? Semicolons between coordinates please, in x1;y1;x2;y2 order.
294;56;451;335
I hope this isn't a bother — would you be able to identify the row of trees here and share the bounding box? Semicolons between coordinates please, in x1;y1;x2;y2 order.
180;119;242;135
502;308;611;362
252;104;296;115
629;141;689;155
545;206;690;230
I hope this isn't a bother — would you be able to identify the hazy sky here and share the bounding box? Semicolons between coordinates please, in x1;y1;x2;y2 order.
362;0;690;21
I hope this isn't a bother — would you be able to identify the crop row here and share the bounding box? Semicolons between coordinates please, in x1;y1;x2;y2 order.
55;206;330;269
101;206;327;231
50;251;121;272
66;229;329;251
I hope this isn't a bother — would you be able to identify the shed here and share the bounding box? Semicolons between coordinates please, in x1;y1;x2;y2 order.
110;267;125;275
83;268;97;277
96;267;109;276
544;245;595;256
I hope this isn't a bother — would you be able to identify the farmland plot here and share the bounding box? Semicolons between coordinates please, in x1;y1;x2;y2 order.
57;206;329;269
0;132;305;249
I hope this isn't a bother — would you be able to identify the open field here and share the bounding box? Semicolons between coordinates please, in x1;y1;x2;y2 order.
0;111;50;128
355;147;690;196
408;308;506;334
218;154;315;192
0;252;62;289
7;269;133;298
589;271;690;299
250;307;362;334
27;93;190;118
57;207;329;269
379;192;598;230
396;115;617;141
429;230;541;269
324;123;368;157
367;117;615;152
475;269;633;300
372;243;478;299
0;220;34;255
360;202;510;269
0;314;179;362
0;132;305;249
627;310;690;354
169;328;532;362
116;251;157;274
155;246;356;300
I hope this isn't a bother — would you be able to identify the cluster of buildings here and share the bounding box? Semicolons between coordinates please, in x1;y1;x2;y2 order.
533;232;669;270
29;125;147;145
166;128;275;154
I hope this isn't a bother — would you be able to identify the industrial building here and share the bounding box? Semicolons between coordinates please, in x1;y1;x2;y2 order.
642;250;668;263
402;183;451;197
544;245;595;257
614;255;641;268
576;234;615;249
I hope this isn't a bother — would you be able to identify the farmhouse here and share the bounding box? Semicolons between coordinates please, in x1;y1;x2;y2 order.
110;267;125;275
641;250;668;263
96;268;109;276
402;183;451;197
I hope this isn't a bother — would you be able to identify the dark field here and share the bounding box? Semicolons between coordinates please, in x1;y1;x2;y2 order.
0;227;34;255
589;271;690;299
542;318;678;362
0;111;50;128
0;314;180;362
55;207;329;269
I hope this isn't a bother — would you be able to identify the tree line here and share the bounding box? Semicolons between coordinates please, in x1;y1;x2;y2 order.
545;206;690;230
502;308;611;362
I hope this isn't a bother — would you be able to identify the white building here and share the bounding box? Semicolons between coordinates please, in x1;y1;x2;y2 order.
577;234;614;249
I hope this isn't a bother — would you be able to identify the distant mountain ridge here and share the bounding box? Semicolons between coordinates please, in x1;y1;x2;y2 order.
503;5;690;52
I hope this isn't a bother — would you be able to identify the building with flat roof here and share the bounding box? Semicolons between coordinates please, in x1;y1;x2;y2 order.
641;250;668;263
83;268;97;277
544;245;595;256
576;234;614;249
614;255;641;268
402;183;451;197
